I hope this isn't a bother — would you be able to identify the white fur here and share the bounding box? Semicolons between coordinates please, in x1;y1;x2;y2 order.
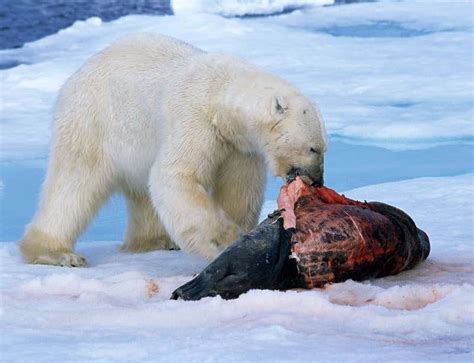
19;33;327;265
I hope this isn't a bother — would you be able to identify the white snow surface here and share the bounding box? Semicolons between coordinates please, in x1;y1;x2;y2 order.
1;174;473;362
1;1;473;161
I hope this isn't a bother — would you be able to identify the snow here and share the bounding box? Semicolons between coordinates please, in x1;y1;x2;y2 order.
1;1;473;161
1;174;473;362
1;0;473;361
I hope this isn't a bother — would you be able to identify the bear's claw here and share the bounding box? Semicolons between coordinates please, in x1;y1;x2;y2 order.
32;252;87;267
59;253;87;267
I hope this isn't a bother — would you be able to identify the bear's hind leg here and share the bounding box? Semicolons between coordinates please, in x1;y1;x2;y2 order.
19;160;113;266
121;190;178;253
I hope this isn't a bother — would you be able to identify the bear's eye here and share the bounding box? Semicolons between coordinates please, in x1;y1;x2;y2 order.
310;147;319;154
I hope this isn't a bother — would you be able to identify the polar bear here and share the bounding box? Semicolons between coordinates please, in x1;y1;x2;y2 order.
19;33;328;266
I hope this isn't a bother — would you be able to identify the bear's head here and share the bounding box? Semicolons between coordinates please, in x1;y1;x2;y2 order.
213;74;328;185
258;91;328;185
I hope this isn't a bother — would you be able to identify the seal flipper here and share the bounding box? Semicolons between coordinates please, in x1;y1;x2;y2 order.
171;215;291;300
417;228;430;261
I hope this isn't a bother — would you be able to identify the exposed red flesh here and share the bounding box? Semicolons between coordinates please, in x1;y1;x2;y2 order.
277;176;367;230
277;177;428;289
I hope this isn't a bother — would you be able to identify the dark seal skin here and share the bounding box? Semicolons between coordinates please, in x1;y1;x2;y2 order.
172;184;430;301
171;216;299;300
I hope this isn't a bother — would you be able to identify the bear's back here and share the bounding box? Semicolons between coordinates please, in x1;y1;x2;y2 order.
96;33;203;72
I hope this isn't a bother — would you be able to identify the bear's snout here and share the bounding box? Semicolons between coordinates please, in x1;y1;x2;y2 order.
286;166;324;186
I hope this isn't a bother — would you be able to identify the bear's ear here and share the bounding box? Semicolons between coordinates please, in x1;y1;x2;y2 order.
271;94;288;116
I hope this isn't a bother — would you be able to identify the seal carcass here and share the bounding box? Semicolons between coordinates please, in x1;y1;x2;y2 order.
172;177;430;300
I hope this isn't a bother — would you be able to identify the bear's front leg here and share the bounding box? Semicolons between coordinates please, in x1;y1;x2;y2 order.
152;175;242;260
149;148;243;260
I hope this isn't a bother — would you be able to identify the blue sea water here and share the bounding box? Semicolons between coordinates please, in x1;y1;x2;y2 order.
0;0;172;50
2;142;472;242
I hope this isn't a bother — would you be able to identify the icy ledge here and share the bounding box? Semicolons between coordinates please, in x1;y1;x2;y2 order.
171;0;333;17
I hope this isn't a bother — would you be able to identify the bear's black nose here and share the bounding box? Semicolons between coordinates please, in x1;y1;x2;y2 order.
286;167;324;186
286;167;301;183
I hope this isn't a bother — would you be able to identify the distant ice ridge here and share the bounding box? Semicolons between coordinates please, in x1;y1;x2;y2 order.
171;0;333;17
